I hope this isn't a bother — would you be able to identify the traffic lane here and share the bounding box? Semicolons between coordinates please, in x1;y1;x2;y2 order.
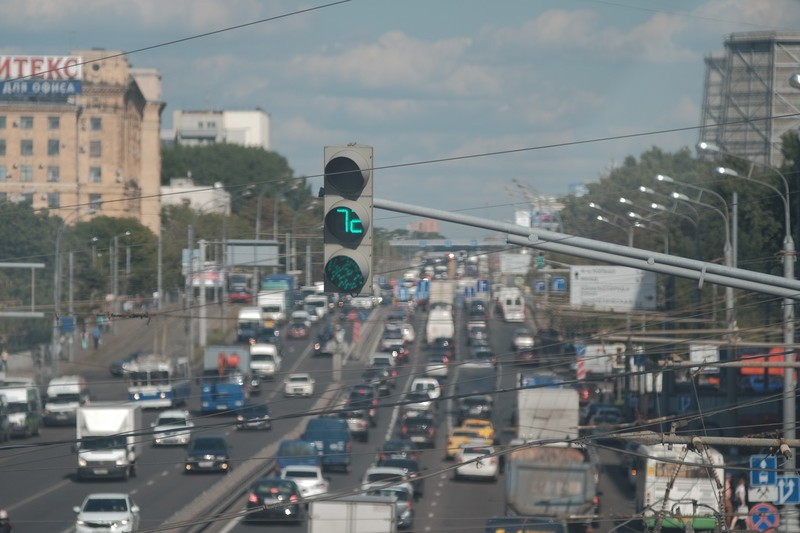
0;334;323;532
223;316;427;532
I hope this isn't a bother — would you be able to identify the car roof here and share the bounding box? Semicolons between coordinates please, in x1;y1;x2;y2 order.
158;409;189;418
287;373;311;379
84;492;131;500
281;464;321;472
366;465;407;475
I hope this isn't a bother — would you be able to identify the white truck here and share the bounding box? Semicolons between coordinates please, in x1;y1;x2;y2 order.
75;402;142;480
249;343;282;380
0;380;42;437
506;375;598;531
257;290;287;325
428;279;456;311
514;374;579;443
309;495;397;533
497;287;525;323
425;307;454;344
43;375;90;426
236;306;262;342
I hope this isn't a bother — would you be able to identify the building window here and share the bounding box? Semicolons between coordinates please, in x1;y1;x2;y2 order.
19;116;33;129
20;165;32;182
89;167;102;183
0;166;6;182
0;139;5;156
89;193;102;210
47;166;60;182
0;116;5;129
90;117;102;131
0;193;6;202
48;116;60;130
89;140;101;157
47;192;60;209
20;139;33;156
48;139;60;156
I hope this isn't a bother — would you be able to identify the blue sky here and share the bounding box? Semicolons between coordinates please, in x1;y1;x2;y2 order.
1;0;797;237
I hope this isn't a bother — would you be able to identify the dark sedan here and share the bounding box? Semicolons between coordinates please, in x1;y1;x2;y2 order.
286;320;310;339
184;435;232;473
399;416;436;448
378;439;420;462
245;477;303;524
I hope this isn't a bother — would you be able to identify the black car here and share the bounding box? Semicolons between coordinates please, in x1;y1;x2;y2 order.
378;439;420;462
346;395;378;427
184;435;232;473
362;367;394;394
377;456;426;498
236;402;272;430
399;416;436;448
457;395;493;425
244;477;303;523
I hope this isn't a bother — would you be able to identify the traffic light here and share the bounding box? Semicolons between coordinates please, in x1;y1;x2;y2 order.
536;252;545;270
323;145;373;295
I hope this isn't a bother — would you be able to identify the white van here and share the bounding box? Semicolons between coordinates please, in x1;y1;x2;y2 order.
304;295;329;320
409;377;441;400
250;343;282;380
44;375;90;426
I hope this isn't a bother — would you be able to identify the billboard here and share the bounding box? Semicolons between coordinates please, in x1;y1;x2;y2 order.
0;56;83;80
499;252;531;275
569;265;657;311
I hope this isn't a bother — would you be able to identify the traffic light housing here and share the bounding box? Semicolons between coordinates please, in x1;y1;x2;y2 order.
536;252;545;270
323;145;373;295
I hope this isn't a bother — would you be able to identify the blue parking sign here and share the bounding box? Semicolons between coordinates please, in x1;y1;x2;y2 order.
751;455;777;487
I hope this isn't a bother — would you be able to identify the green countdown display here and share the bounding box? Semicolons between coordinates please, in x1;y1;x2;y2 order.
325;205;364;243
324;255;366;293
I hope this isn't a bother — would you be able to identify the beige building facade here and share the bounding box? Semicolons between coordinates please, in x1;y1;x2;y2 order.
0;50;164;233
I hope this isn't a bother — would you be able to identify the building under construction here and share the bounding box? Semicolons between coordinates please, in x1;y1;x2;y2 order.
699;31;800;167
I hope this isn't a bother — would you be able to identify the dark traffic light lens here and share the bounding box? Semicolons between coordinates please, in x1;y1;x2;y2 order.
325;255;366;294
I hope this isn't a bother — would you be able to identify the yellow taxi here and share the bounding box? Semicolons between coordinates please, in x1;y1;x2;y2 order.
459;418;496;440
445;427;492;459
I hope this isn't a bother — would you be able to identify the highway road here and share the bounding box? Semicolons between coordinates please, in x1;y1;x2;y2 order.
0;294;635;533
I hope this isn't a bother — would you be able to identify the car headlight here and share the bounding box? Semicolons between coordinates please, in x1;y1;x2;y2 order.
120;519;129;525
116;458;127;466
78;457;87;467
77;519;87;525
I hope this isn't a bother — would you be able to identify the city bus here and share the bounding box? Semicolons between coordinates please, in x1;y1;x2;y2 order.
127;354;192;408
634;443;725;531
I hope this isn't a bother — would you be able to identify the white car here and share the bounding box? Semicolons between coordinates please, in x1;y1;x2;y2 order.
425;353;450;379
151;409;194;446
74;492;140;533
362;467;416;499
281;465;330;498
284;373;315;397
398;322;416;343
410;377;441;400
290;310;312;328
250;344;282;380
511;326;535;351
454;443;500;481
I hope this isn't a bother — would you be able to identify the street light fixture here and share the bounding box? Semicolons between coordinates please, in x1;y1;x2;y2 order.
699;142;797;485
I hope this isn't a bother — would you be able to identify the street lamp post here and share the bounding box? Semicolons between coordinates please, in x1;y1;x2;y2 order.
656;174;736;334
111;231;131;332
699;142;797;503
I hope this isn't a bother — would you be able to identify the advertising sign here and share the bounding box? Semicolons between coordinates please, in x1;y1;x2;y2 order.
569;266;657;312
0;56;83;80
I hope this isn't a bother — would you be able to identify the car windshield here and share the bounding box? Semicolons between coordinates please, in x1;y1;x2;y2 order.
46;393;82;404
453;430;480;438
253;480;297;496
81;436;127;450
83;498;128;513
378;459;418;472
157;417;187;426
463;446;492;455
289;376;309;383
371;358;392;366
279;442;316;457
285;469;318;479
367;472;404;483
190;438;227;453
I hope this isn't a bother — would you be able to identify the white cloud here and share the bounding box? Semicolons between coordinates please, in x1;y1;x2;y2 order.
693;0;800;31
479;8;694;62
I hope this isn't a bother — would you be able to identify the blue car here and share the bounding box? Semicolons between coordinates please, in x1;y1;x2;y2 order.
302;418;352;472
273;439;321;474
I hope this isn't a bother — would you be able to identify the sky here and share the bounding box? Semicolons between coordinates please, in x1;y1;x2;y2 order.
1;0;799;238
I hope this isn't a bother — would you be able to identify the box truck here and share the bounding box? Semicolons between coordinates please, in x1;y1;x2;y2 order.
75;402;142;480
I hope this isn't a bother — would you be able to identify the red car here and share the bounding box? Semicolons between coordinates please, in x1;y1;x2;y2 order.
228;289;253;304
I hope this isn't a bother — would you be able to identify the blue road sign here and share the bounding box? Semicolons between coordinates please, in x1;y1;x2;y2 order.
444;240;452;248
676;393;692;412
552;277;566;292
776;476;800;505
534;281;545;293
477;279;489;293
398;287;408;301
748;502;780;532
470;239;478;247
419;240;427;248
751;455;778;487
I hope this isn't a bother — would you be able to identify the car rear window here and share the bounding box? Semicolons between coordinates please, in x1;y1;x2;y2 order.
285;469;318;479
254;479;297;495
367;472;404;483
